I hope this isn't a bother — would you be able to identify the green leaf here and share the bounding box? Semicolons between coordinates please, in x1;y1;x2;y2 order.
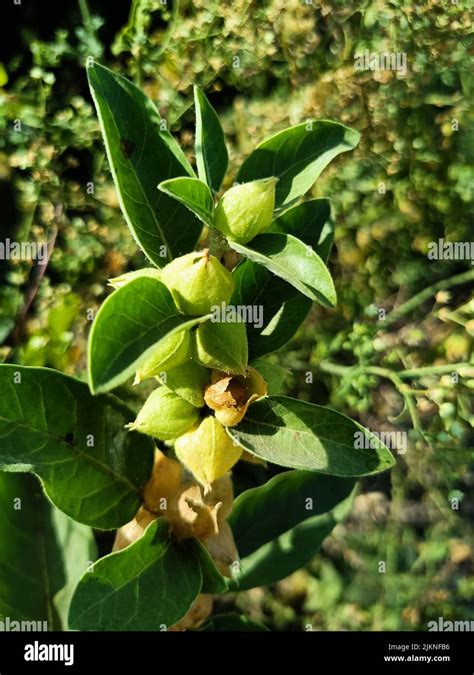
88;277;208;394
251;359;289;395
158;177;214;227
270;198;334;261
229;233;336;307
0;365;154;529
0;472;97;629
237;120;360;209
192;540;229;594
228;471;355;590
194;86;228;192
228;396;395;476
199;613;269;631
231;502;353;590
87;61;202;266
68;519;202;631
233;199;334;359
229;470;355;557
233;265;311;360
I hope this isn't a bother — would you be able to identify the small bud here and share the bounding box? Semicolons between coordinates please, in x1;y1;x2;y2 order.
174;416;242;489
157;359;210;407
204;367;267;426
193;321;248;375
214;177;278;244
134;330;191;383
161;249;234;316
127;386;199;440
108;267;161;289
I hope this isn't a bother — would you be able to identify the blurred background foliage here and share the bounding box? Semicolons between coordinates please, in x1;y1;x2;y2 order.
0;0;473;631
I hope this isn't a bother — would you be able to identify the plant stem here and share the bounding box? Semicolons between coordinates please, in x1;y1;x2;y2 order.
382;268;474;329
319;361;472;379
319;360;472;443
77;0;92;27
399;363;473;378
208;227;228;262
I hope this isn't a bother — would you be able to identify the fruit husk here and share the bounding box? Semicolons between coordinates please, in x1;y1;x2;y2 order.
112;506;156;552
134;329;191;383
193;321;248;376
115;464;238;577
157;359;210;407
214;177;278;244
127;386;199;440
143;449;183;513
161;249;235;316
170;594;213;631
204;366;267;426
174;416;243;489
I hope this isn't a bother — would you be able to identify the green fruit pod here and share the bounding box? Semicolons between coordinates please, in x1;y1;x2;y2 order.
214;177;277;244
161;249;235;316
127;386;199;441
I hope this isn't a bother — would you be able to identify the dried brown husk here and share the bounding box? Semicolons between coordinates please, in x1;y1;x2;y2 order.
113;451;238;576
204;366;267;426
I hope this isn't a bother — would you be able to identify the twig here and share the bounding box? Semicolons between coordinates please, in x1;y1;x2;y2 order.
8;207;61;346
382;269;474;329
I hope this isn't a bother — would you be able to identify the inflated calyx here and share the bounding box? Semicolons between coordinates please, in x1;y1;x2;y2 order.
127;386;199;440
204;366;267;426
193;321;248;376
161;249;234;316
174;416;242;489
134;329;191;383
214;177;278;244
157;359;210;407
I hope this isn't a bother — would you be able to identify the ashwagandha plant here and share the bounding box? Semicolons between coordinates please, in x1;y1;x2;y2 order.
0;61;395;632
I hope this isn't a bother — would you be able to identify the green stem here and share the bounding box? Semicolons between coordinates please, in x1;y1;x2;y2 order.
399;363;473;378
78;0;93;29
382;269;474;329
319;361;472;379
208;227;228;262
364;367;424;436
318;361;356;377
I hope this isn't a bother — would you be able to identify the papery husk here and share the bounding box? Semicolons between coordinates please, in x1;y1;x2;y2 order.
204;520;239;575
174;416;243;488
161;249;234;316
112;506;156;552
133;330;191;384
113;456;239;599
169;594;213;631
214;177;278;244
204;366;267;426
143;449;183;513
167;473;233;541
126;386;199;440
